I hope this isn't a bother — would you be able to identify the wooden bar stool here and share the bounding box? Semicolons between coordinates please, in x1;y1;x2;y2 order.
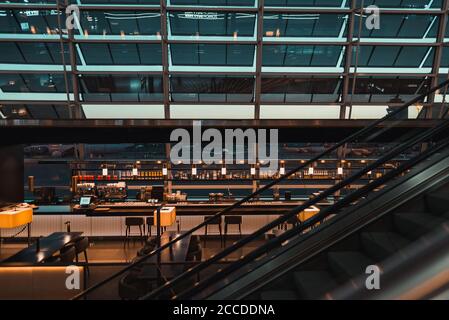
146;217;154;237
203;215;223;247
224;216;242;246
74;236;90;274
125;217;145;244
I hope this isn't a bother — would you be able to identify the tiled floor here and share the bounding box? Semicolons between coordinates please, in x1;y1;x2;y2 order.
0;235;267;299
0;236;266;263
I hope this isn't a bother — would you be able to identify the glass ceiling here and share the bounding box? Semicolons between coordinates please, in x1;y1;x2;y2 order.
0;0;447;120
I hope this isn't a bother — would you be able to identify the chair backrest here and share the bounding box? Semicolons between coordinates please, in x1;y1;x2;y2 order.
225;216;242;225
146;216;154;226
74;237;89;254
287;215;299;224
204;215;221;225
59;245;76;263
118;273;142;300
126;217;144;226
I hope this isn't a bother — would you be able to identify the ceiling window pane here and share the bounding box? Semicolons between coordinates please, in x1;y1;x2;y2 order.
169;12;256;37
79;43;162;65
263;45;343;67
354;14;438;39
170;44;254;66
170;0;256;6
353;46;434;67
263;13;347;38
261;77;341;103
358;0;442;9
0;42;74;65
170;76;254;103
0;9;66;34
265;0;348;8
349;76;430;103
81;0;160;4
79;75;163;102
80;10;161;36
0;74;70;93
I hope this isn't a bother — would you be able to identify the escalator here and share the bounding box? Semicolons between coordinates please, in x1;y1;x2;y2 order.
168;134;449;300
73;78;449;300
246;153;449;300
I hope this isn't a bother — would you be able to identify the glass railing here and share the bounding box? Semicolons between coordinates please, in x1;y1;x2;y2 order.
73;78;449;300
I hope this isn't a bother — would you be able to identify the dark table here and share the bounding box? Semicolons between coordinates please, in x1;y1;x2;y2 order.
2;232;83;264
139;231;192;280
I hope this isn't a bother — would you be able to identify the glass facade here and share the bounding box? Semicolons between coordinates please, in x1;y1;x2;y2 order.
0;0;447;119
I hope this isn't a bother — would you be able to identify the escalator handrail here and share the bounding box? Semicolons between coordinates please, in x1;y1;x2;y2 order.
142;116;449;299
183;134;449;299
72;78;449;300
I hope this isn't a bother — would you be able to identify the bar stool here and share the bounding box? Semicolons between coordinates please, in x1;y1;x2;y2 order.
74;236;90;274
187;236;202;262
204;215;222;247
146;217;154;237
224;216;242;246
284;215;300;230
59;244;76;263
125;217;145;244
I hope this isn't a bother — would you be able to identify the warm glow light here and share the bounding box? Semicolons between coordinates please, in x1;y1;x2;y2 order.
280;167;285;175
251;167;256;175
132;168;138;176
221;167;227;175
337;167;343;175
102;168;108;176
162;167;168;176
192;167;197;175
308;167;314;175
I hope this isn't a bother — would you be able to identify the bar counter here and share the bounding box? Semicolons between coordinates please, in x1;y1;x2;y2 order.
2;200;330;238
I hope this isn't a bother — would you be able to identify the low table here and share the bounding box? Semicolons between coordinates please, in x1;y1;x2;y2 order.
138;231;192;280
2;232;83;264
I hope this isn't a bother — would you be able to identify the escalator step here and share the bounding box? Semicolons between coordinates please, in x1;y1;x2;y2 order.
425;193;449;215
293;271;338;299
394;212;447;239
327;251;373;279
259;290;298;300
361;232;410;261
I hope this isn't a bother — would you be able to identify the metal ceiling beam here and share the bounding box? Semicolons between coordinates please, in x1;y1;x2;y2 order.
161;0;170;119
427;0;449;118
340;0;356;119
0;3;443;15
254;0;264;119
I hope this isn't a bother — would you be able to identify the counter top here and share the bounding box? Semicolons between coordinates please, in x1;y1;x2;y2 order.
32;201;330;217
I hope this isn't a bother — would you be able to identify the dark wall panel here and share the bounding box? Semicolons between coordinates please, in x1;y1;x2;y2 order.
0;145;24;203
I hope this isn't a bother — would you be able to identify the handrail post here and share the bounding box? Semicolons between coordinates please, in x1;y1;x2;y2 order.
157;204;162;286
